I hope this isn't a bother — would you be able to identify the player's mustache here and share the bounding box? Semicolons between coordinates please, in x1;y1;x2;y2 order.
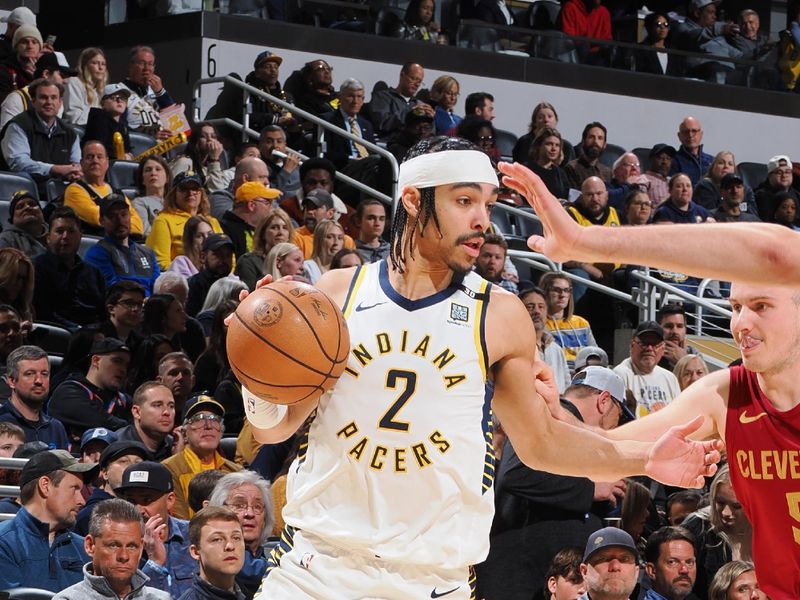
454;233;486;245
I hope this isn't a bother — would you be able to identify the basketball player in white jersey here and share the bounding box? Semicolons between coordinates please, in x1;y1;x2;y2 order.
498;160;800;599
242;138;721;600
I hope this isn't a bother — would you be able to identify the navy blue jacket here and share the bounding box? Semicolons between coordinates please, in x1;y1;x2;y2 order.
0;399;70;449
653;199;711;224
669;144;713;186
0;506;88;591
84;237;160;296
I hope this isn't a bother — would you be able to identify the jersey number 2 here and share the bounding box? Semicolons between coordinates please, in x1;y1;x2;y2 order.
379;369;417;432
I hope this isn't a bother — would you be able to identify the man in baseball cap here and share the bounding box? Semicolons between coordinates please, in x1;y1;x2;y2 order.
579;527;639;600
115;461;196;597
221;180;280;257
615;321;681;418
79;427;118;463
74;440;149;536
185;233;236;317
570;366;636;426
0;189;47;257
574;346;610;375
162;394;239;519
0;450;98;591
48;338;131;439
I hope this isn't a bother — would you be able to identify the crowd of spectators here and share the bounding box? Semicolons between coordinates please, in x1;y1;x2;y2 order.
0;4;785;600
122;0;800;91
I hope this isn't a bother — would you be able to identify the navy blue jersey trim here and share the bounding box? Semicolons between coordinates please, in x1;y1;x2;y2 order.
379;259;466;312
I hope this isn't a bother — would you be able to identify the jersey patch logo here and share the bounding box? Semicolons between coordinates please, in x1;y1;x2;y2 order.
355;301;387;312
739;410;767;424
450;303;469;323
431;586;460;598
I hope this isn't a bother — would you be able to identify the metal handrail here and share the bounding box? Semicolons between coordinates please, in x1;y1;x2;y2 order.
630;271;733;318
192;75;399;205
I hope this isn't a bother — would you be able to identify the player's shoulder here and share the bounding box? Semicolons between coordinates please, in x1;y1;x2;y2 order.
316;265;361;308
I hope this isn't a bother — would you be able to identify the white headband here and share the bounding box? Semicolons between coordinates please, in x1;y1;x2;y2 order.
397;150;499;199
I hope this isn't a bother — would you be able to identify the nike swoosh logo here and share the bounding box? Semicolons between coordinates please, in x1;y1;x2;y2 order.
355;301;387;312
431;586;460;598
739;410;768;424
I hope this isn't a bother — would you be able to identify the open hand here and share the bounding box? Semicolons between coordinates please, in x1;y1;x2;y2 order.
497;162;583;264
645;415;723;488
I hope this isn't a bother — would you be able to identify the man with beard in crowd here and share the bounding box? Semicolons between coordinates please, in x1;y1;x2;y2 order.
565;122;611;189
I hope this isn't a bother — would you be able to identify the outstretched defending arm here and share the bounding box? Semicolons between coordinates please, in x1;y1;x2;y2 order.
488;290;721;487
498;161;800;286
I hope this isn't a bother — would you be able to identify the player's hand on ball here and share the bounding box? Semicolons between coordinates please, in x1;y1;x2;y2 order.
225;275;294;327
645;415;723;488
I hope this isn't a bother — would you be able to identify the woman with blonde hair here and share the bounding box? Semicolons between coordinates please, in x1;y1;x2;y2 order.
63;47;107;125
263;242;305;281
146;173;223;270
708;560;766;600
682;464;754;597
0;248;34;324
235;208;294;290
674;354;709;390
303;219;344;284
429;75;462;134
694;151;757;215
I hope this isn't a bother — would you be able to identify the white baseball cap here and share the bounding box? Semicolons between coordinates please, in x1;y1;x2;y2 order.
1;7;36;27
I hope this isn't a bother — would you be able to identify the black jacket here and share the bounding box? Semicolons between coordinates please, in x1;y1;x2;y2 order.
220;211;253;259
115;423;174;462
47;373;130;443
186;269;227;318
84;107;132;160
0;110;77;178
33;251;107;331
322;110;376;169
475;399;605;600
177;576;245;600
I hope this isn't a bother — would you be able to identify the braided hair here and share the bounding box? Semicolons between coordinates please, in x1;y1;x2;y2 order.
389;136;481;273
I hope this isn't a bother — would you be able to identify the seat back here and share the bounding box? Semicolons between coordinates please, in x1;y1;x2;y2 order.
737;162;768;191
494;128;518;161
108;161;139;189
4;589;55;600
79;235;101;258
129;132;157;157
29;322;72;355
0;171;38;202
45;179;67;204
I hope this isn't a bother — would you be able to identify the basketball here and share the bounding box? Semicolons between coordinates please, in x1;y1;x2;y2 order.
226;280;350;405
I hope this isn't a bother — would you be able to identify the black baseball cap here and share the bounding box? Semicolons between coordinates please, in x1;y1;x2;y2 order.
115;461;173;493
649;143;676;158
98;440;149;469
173;170;203;188
634;320;664;341
183;394;225;422
720;173;744;189
99;193;129;219
34;52;78;78
19;449;99;487
304;188;334;209
7;189;39;224
201;233;234;253
90;338;130;357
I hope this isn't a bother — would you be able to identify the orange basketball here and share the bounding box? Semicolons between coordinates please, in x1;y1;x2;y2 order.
226;280;350;405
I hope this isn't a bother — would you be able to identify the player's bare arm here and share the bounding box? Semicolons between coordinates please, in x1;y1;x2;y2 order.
244;268;357;445
498;161;800;285
487;289;720;487
605;369;729;443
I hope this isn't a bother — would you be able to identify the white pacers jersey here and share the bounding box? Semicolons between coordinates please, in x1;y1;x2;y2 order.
281;259;496;570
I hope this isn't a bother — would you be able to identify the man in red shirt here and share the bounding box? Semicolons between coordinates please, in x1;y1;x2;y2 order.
560;0;612;63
